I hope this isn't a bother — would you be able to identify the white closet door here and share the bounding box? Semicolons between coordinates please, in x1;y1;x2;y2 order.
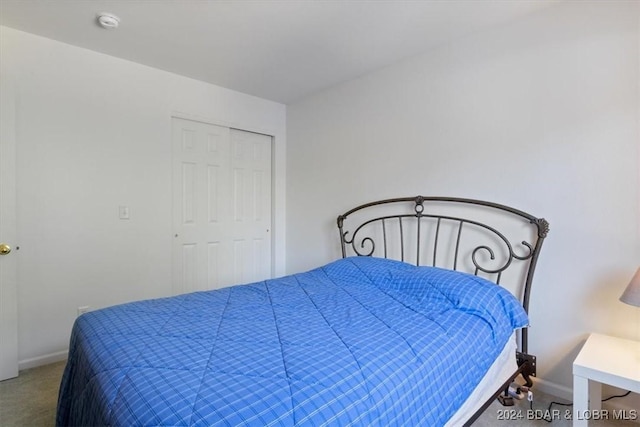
229;128;272;284
172;118;272;294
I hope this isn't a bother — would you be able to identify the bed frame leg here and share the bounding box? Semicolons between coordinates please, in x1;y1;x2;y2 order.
497;389;515;406
463;351;535;425
497;352;537;407
516;352;537;388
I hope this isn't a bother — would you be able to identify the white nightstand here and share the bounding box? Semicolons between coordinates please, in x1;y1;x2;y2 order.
572;333;640;427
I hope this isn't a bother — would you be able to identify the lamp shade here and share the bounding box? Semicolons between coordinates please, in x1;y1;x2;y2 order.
620;267;640;307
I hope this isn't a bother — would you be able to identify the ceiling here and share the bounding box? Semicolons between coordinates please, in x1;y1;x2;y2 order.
0;0;558;104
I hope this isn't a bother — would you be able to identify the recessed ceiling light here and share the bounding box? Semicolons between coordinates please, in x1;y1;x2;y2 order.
97;13;120;30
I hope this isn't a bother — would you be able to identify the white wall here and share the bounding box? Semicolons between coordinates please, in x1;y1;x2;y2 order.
287;0;640;401
0;26;286;367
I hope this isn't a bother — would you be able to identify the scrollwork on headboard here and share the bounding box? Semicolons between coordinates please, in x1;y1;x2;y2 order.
337;196;549;353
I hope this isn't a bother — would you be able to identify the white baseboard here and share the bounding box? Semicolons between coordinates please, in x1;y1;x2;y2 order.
19;350;68;371
531;377;573;401
532;377;639;424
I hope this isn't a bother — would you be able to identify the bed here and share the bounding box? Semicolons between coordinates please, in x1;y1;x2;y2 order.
56;196;549;426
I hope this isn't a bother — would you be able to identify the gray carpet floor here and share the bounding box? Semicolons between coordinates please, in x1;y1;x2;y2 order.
0;361;66;427
0;361;636;426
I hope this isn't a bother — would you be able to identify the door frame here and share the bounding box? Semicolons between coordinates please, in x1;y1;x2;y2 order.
0;63;19;381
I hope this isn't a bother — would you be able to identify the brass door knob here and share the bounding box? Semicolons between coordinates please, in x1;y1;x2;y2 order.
0;244;11;255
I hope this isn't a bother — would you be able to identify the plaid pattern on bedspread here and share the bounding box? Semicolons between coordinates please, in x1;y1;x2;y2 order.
56;256;527;426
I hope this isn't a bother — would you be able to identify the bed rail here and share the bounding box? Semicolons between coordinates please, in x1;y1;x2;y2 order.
337;195;549;354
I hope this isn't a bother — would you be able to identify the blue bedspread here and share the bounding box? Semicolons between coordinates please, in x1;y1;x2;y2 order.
57;257;528;426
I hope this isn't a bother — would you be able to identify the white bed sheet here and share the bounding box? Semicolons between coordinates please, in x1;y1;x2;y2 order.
445;333;519;426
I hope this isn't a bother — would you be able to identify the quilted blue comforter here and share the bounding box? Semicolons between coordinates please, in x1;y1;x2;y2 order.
57;257;528;426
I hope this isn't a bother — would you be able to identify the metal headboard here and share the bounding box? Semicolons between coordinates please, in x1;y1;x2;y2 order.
337;196;549;353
